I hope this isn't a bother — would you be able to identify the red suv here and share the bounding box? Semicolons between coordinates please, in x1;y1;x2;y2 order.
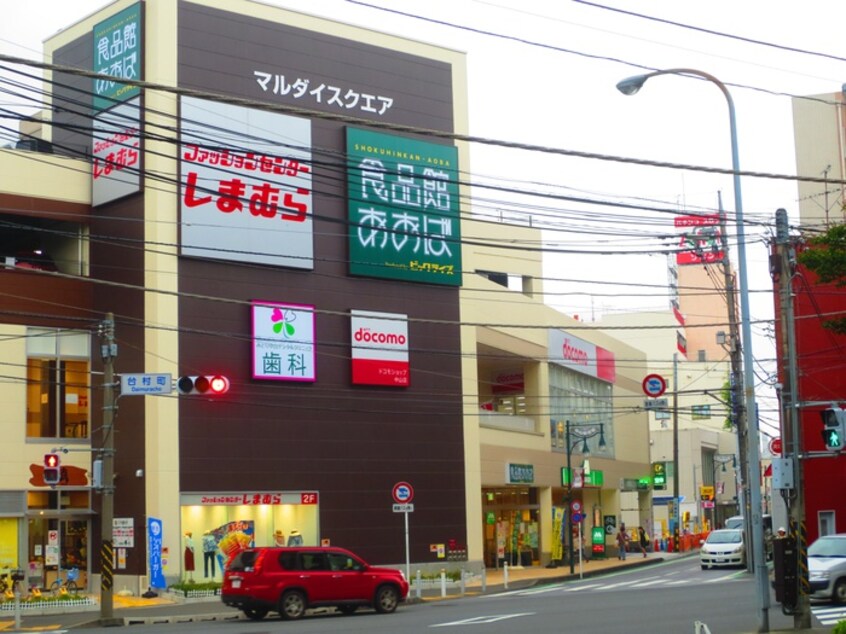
221;546;409;620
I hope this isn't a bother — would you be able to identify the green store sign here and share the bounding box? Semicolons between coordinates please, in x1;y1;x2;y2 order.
346;127;461;286
93;3;142;111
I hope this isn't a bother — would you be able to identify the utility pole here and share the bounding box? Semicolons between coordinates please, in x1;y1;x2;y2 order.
99;313;119;625
775;209;810;628
672;353;680;550
718;194;749;568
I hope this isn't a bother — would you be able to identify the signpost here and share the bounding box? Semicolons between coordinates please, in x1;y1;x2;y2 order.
392;482;414;581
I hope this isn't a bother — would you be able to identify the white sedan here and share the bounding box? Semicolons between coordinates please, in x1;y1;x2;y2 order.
700;529;745;569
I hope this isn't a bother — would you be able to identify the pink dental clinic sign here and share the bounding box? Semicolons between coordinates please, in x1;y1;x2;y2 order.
351;310;409;387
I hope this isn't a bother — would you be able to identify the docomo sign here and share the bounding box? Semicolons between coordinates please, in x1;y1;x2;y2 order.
351;310;409;387
548;330;616;383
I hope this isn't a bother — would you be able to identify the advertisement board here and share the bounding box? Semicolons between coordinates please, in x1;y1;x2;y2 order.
180;97;313;269
350;310;409;386
252;301;316;381
347;127;461;286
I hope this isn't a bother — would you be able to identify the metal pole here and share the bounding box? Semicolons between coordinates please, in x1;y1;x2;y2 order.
724;76;770;633
617;68;769;632
404;510;410;583
566;421;574;574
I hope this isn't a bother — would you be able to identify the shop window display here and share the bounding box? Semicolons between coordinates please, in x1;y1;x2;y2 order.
180;495;319;580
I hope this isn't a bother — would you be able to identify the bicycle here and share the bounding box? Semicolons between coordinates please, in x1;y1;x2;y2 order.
49;567;79;597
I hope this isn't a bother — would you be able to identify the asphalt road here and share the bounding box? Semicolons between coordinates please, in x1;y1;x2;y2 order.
4;557;836;633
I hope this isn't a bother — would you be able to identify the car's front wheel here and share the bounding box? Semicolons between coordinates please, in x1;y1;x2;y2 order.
374;585;399;614
243;607;268;621
280;590;307;620
833;579;846;604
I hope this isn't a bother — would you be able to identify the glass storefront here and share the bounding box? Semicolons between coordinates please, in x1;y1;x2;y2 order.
180;491;319;581
481;487;539;568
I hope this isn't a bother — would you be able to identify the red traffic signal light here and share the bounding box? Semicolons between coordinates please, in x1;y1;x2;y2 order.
43;453;61;486
177;375;230;395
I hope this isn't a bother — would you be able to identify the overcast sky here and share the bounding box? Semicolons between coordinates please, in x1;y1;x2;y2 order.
3;0;844;436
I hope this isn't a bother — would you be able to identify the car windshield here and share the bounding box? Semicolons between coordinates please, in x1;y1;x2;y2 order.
809;537;846;558
707;530;742;544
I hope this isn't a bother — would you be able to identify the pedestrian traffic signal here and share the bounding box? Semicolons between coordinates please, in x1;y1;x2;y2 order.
43;453;61;486
821;407;845;451
177;375;230;395
652;462;666;490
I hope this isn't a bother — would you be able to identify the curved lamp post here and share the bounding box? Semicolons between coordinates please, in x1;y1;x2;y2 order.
565;420;605;574
616;68;769;632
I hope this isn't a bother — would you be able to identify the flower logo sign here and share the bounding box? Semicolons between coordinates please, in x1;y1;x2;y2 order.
252;301;315;382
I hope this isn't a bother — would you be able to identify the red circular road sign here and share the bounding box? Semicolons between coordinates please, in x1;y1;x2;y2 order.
392;481;414;504
571;500;582;513
769;437;782;455
642;374;667;397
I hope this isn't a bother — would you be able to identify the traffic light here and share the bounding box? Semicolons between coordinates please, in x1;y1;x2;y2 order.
652;462;666;490
177;375;230;395
43;453;61;486
821;407;845;451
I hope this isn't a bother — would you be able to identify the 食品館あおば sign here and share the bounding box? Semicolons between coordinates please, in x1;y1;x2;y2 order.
93;2;142;111
346;128;461;286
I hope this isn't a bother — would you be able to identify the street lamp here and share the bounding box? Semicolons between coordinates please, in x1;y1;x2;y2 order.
616;68;769;632
565;420;606;574
713;453;736;528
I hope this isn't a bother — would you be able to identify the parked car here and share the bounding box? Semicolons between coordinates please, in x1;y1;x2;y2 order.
809;534;846;603
221;546;409;620
723;514;773;559
700;528;746;569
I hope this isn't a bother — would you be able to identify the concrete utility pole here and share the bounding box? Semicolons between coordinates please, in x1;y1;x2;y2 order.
672;353;680;549
774;209;811;629
718;195;749;566
99;314;119;626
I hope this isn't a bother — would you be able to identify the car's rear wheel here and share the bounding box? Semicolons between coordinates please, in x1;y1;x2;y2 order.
280;590;307;620
834;579;846;604
374;585;399;614
338;605;357;615
243;607;268;621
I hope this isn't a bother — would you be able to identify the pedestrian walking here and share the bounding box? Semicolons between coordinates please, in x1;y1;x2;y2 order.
637;526;649;558
616;523;629;560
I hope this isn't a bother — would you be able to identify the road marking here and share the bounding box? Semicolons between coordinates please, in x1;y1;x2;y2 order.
0;626;67;633
430;613;535;627
811;605;846;626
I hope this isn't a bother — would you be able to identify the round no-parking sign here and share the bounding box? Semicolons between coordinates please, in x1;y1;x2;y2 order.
392;481;414;504
642;374;667;398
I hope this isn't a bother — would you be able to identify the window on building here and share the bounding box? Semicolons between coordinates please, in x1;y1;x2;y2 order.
691;404;711;420
26;328;90;439
549;365;613;454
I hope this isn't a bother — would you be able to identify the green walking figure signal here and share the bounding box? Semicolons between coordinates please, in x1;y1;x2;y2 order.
821;407;845;451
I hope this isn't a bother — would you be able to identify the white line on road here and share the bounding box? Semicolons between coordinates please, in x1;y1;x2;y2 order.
430;613;535;627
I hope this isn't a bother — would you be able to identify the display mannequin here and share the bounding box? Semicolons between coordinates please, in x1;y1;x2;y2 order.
274;530;286;546
287;529;303;546
202;531;216;577
184;532;195;579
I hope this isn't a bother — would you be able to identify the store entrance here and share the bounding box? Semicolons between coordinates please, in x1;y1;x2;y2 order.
481;487;540;569
28;517;88;591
